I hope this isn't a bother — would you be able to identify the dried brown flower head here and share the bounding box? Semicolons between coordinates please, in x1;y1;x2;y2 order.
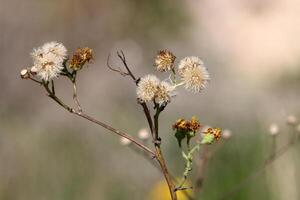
69;47;93;70
173;116;201;133
154;50;176;72
205;128;222;140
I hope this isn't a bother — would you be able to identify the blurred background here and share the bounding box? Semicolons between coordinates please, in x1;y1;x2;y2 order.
1;0;300;199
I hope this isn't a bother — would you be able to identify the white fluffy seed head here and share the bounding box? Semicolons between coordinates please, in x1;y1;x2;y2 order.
42;41;67;61
178;57;210;93
138;128;150;140
178;56;204;75
136;75;160;102
31;42;67;81
269;123;279;136
155;81;174;104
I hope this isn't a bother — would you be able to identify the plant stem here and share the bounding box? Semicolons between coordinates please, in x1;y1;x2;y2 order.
41;82;155;157
152;106;177;200
155;145;177;200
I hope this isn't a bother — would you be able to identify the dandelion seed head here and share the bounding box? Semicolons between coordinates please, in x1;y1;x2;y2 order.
181;65;210;93
154;50;176;72
178;56;204;75
155;81;174;104
31;42;67;81
178;57;209;93
136;75;160;102
42;41;67;61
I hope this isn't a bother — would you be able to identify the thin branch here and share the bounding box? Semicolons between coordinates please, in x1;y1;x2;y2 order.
51;80;55;95
72;79;82;112
110;51;154;141
106;53;129;76
117;50;137;82
153;105;177;200
128;145;195;200
138;100;154;137
29;77;43;85
219;137;300;200
42;82;156;157
74;111;155;157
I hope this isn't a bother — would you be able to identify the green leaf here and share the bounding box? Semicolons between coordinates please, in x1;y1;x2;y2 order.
201;134;215;144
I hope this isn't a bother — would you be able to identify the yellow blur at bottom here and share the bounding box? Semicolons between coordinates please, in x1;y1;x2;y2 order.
148;179;194;200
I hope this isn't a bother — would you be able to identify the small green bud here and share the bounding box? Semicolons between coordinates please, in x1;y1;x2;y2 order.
201;134;215;144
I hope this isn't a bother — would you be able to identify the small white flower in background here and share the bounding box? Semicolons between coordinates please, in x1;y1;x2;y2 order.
138;128;150;140
269;123;279;136
155;81;175;104
136;74;160;102
178;56;210;93
287;115;297;126
31;42;67;81
222;129;232;139
120;137;131;146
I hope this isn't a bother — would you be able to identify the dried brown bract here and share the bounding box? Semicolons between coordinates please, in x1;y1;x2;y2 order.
69;47;93;70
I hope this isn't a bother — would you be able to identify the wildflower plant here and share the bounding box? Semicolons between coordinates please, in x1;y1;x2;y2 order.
21;42;222;200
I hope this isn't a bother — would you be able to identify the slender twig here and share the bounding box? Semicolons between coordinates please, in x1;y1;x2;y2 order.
219;136;300;200
72;79;82;112
74;111;155;157
138;100;154;137
108;52;154;139
29;77;43;85
39;81;156;157
117;50;137;82
128;144;195;200
153;105;177;200
106;54;129;76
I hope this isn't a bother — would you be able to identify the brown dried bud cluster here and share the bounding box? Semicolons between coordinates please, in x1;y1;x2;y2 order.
205;128;222;140
69;47;93;70
154;50;176;72
172;116;201;133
